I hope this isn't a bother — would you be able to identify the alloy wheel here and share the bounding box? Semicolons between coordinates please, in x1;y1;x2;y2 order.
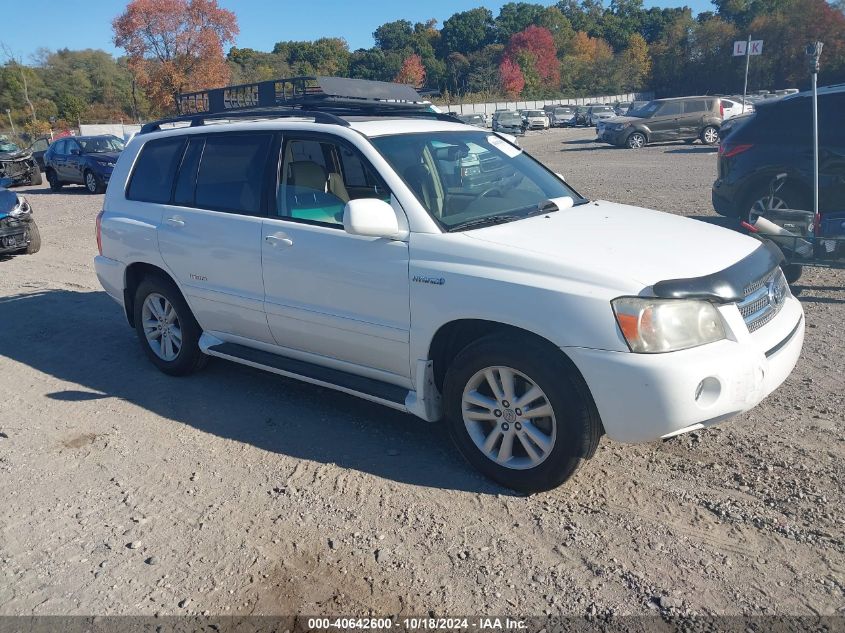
749;195;789;224
86;172;98;193
141;293;183;361
703;127;719;144
461;365;557;470
627;133;645;149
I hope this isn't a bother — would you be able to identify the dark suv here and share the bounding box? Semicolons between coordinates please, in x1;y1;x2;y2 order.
712;84;845;220
598;96;723;149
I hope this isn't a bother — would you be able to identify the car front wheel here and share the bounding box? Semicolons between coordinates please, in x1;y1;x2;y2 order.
85;170;104;194
46;169;62;192
626;132;646;149
443;335;601;493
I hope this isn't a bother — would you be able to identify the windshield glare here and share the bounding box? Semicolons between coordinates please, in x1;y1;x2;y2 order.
78;136;125;153
371;131;586;231
0;141;21;152
629;101;660;117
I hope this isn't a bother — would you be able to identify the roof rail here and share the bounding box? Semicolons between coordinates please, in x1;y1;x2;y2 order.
138;76;459;134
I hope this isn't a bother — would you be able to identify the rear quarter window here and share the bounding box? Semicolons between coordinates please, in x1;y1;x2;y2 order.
127;136;186;203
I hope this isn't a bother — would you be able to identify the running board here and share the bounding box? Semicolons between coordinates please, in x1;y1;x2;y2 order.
204;341;410;411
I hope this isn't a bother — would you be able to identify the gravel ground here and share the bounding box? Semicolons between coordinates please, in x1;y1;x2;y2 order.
0;127;842;619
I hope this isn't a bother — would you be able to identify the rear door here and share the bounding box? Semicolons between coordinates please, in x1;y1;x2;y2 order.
819;92;845;212
681;99;708;137
151;131;277;344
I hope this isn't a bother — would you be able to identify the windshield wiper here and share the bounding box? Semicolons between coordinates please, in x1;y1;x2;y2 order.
447;215;522;232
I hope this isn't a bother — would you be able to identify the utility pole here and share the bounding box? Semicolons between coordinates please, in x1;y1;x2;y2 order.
742;34;751;114
806;42;823;220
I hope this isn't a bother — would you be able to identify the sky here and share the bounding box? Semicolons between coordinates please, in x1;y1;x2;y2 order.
1;0;712;62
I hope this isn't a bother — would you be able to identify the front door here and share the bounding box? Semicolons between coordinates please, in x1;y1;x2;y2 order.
649;101;683;141
260;134;411;382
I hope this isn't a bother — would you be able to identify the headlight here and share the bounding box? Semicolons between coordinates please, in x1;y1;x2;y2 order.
9;196;31;218
612;297;726;353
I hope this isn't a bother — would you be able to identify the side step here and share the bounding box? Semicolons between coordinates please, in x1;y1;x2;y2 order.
205;341;410;411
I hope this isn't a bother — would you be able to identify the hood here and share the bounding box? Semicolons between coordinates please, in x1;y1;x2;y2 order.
607;115;645;125
87;151;121;163
0;149;32;161
0;188;18;216
463;200;759;290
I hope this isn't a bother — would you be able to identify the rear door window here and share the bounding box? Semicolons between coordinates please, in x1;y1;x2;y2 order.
683;100;707;113
126;136;186;203
194;133;273;215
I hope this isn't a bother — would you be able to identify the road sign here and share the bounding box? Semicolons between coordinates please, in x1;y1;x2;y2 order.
734;40;763;56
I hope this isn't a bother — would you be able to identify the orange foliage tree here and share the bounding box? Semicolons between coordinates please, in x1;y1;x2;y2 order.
498;56;525;96
504;25;560;91
113;0;238;114
395;54;426;88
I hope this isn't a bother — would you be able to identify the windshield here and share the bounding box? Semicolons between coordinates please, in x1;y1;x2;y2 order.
629;101;660;118
593;106;613;112
497;112;521;124
525;111;544;117
78;136;125;154
0;141;21;153
370;131;587;231
554;108;573;115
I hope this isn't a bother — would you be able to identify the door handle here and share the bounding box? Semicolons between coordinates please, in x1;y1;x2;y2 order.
165;216;185;227
265;233;293;247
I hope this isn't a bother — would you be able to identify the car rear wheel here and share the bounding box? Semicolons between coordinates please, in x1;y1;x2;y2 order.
747;183;809;224
626;132;646;149
85;170;104;194
46;169;62;192
443;335;601;493
133;276;208;376
700;126;719;145
23;221;40;254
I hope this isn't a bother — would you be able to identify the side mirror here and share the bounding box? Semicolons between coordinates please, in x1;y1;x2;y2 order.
343;198;400;239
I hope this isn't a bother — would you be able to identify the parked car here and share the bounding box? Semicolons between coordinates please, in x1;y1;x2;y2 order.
522;110;550;130
720;97;754;120
0;177;40;256
456;113;486;128
44;134;125;194
0;136;42;187
492;110;525;135
614;102;631;116
573;106;590;126
626;101;648;115
550;106;576;127
94;77;804;492
586;105;616;127
598;96;723;149
712;84;845;221
27;136;52;170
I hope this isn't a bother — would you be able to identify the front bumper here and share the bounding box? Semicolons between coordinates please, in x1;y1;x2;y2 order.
0;219;31;254
565;296;804;443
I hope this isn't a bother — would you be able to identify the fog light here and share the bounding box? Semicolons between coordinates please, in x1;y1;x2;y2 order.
695;377;721;407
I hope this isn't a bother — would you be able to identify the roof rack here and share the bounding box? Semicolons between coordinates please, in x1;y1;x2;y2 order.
139;76;459;134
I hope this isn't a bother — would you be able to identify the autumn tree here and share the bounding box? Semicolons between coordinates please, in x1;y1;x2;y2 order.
395;54;426;88
498;56;525;96
618;33;651;90
505;25;560;94
113;0;238;114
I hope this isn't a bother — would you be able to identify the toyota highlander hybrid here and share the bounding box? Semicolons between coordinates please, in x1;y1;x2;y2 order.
94;77;804;492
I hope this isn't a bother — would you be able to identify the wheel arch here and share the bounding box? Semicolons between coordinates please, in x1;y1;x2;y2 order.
741;169;812;213
427;319;592;398
123;262;181;327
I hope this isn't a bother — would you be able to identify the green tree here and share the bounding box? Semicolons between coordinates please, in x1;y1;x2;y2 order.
495;3;546;43
374;20;414;51
441;8;495;55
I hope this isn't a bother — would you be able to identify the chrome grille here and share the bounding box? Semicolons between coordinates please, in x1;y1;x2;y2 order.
737;268;789;333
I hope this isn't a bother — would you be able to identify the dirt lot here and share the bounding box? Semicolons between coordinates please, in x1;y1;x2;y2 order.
0;127;842;619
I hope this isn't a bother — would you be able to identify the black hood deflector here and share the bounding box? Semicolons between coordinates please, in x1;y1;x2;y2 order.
652;240;783;303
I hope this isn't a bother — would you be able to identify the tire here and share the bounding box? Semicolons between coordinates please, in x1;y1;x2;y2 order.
443;335;601;493
781;263;803;285
29;165;42;186
700;125;719;145
24;221;40;254
84;170;104;194
46;169;62;192
626;132;646;149
746;182;809;224
133;276;208;376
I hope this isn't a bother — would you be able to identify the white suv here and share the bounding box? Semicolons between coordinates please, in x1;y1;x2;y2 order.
94;80;804;492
